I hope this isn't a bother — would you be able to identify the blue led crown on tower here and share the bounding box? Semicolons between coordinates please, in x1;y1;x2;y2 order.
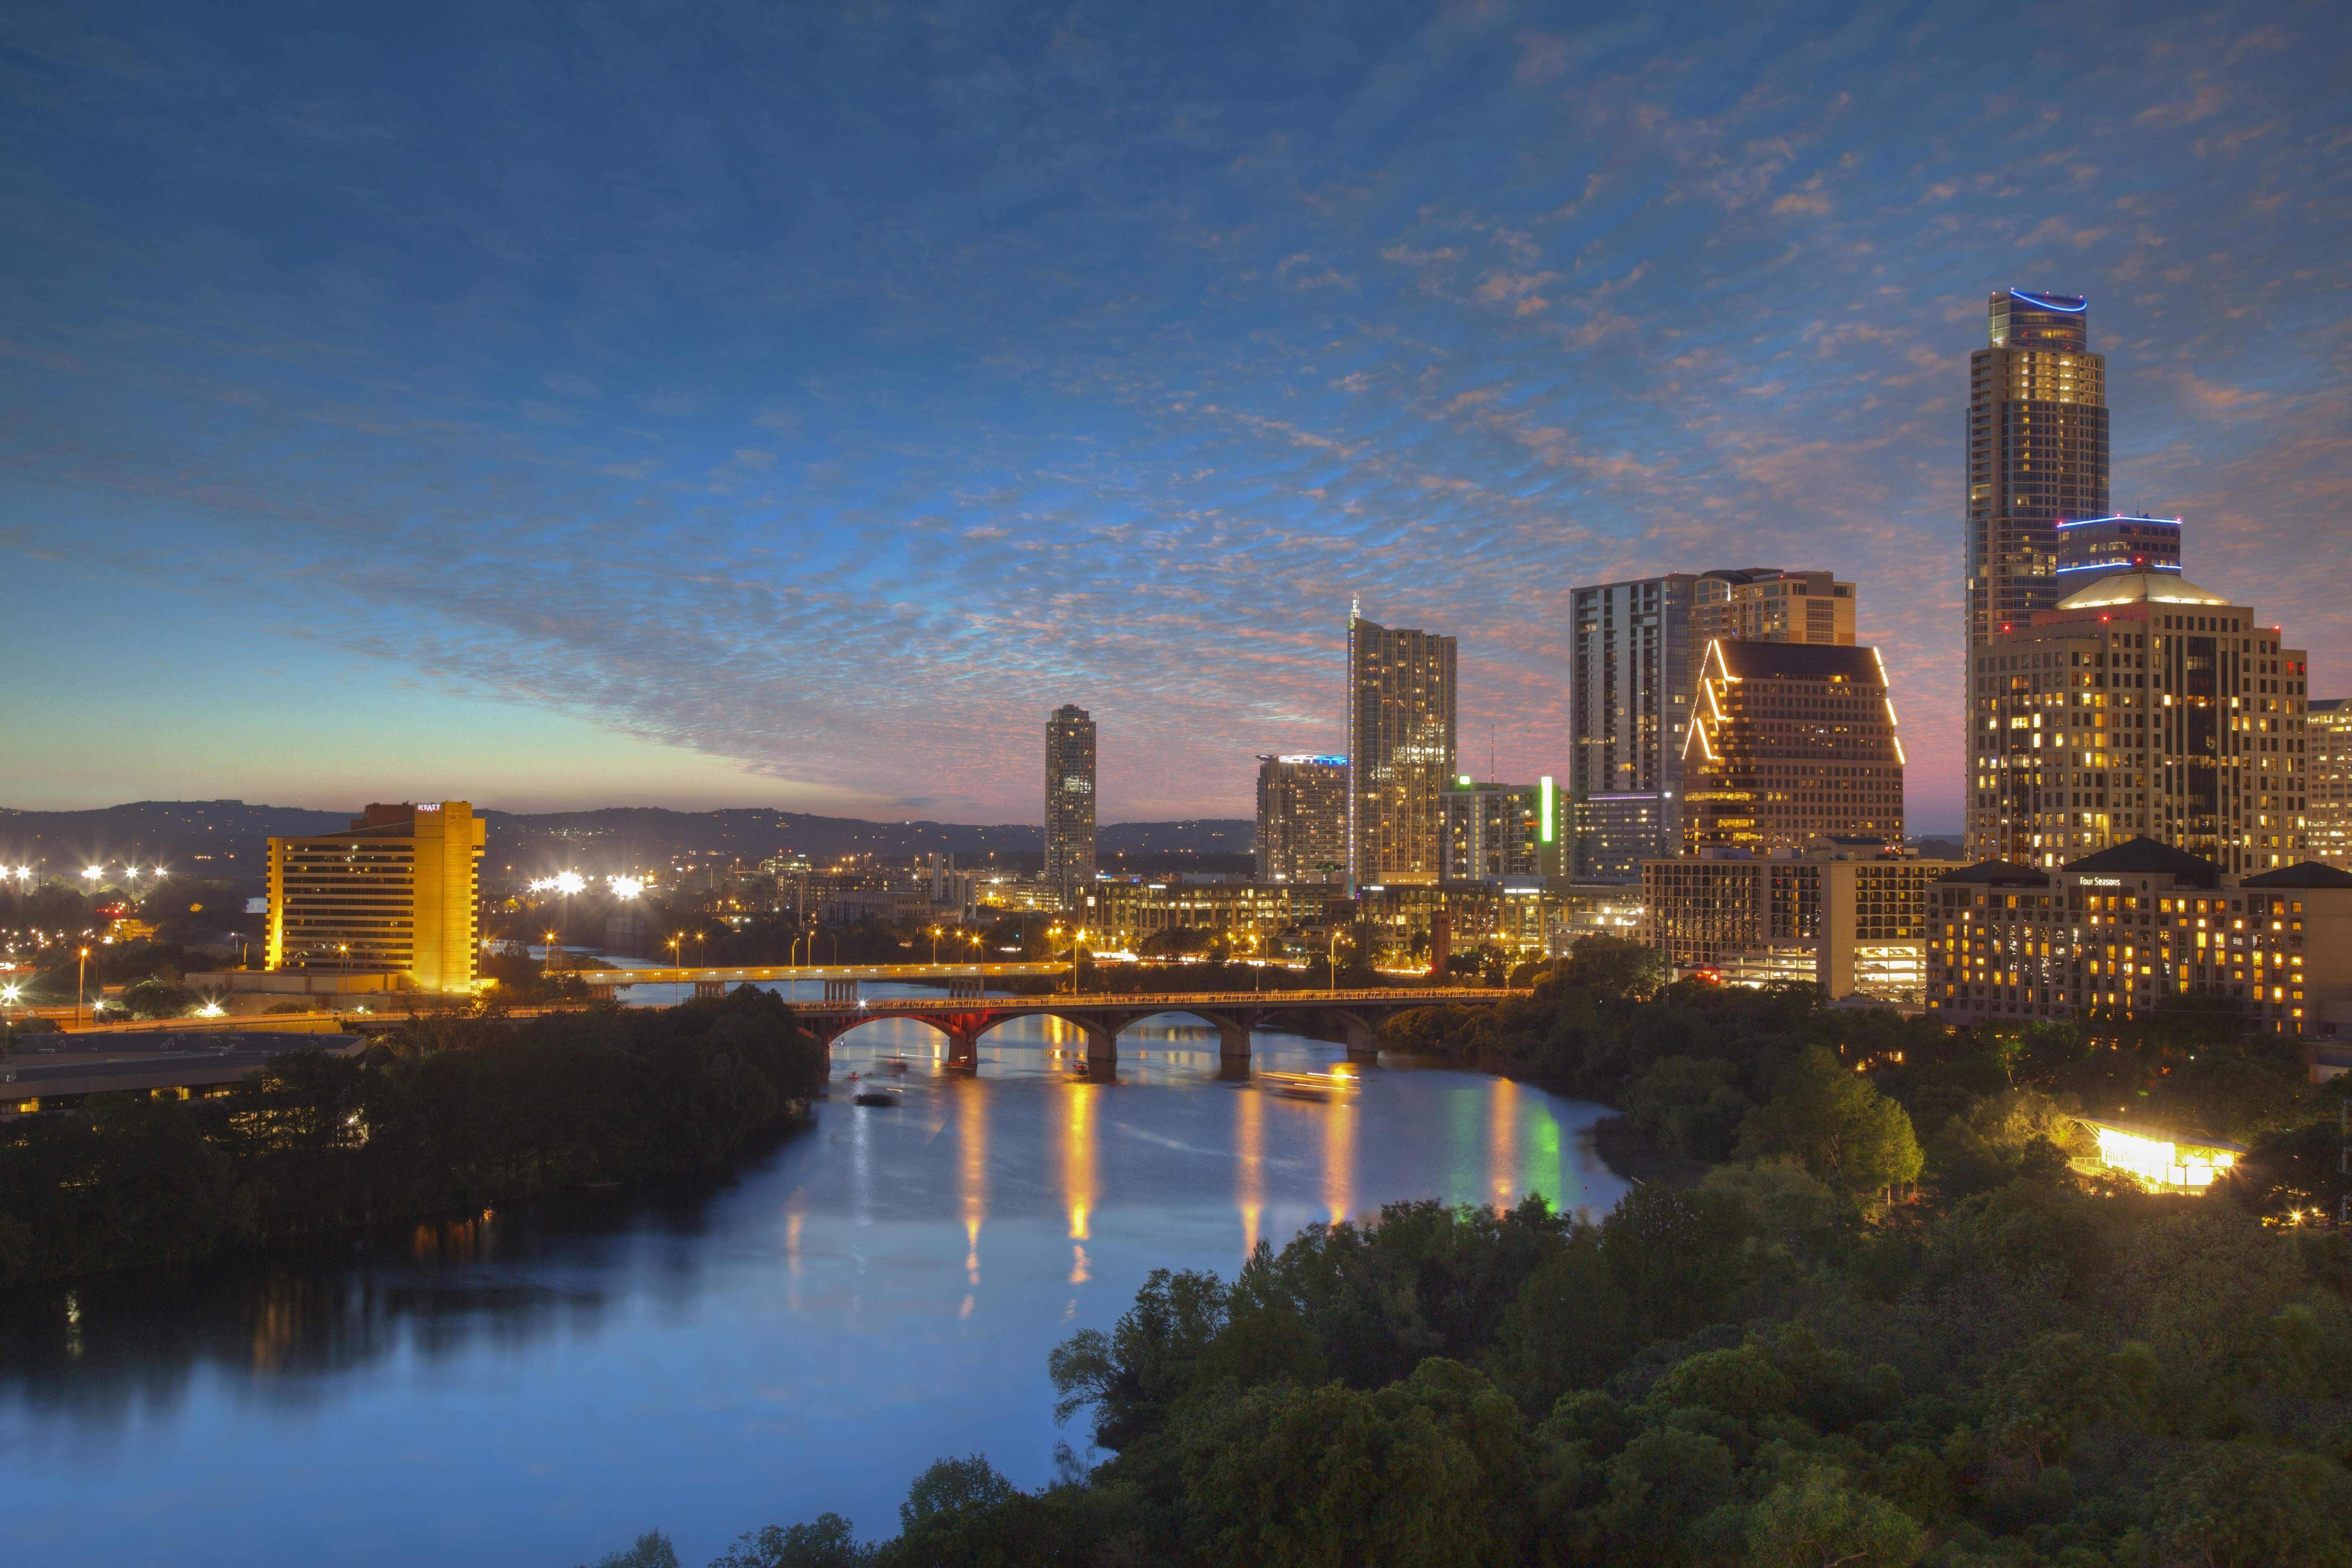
2054;513;2183;580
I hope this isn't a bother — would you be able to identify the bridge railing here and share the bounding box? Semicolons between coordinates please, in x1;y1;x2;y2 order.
784;987;1521;1013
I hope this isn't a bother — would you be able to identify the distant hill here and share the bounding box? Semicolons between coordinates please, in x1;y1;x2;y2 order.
0;801;1254;881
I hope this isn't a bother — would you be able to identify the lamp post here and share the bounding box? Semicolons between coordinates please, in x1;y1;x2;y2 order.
76;946;89;1029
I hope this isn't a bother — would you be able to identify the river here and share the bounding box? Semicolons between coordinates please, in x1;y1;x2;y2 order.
0;1001;1627;1568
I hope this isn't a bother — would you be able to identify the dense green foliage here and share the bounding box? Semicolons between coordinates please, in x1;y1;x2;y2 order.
598;949;2352;1567
0;987;825;1287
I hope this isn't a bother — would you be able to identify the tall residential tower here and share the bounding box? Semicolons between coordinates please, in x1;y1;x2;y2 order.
1256;754;1348;883
1044;704;1097;909
1347;608;1457;887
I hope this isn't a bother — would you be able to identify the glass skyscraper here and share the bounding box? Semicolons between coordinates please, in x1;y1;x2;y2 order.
1346;608;1456;888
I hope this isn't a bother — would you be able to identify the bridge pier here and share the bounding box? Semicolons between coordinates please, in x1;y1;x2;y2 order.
1195;1010;1261;1067
693;979;727;1001
1082;1021;1120;1072
1337;1011;1380;1065
944;1026;982;1072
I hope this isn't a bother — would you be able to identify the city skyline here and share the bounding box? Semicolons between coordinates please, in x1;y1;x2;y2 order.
3;5;2347;832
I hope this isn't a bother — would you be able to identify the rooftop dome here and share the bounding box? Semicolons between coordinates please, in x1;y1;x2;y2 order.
2055;569;2231;610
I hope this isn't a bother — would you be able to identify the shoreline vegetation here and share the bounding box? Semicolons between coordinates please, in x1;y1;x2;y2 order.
578;938;2352;1568
0;987;826;1289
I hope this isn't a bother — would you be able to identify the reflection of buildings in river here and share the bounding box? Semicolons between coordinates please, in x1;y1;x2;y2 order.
1062;1080;1098;1283
1235;1078;1265;1257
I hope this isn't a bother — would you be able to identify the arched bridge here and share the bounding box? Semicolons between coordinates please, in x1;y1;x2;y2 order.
788;986;1520;1070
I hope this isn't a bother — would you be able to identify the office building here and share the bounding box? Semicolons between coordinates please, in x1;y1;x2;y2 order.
1347;609;1457;888
1256;754;1348;883
2055;514;2182;585
1569;567;1854;882
1643;843;1962;1001
1965;289;2110;655
1924;838;2352;1040
1045;705;1097;909
1094;879;1340;952
1689;570;1855;650
266;801;486;992
1963;569;2311;873
1682;640;1906;854
2311;699;2351;872
1442;776;1557;883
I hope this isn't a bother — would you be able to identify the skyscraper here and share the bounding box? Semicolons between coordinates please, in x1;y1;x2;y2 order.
1965;289;2110;650
2310;699;2351;872
1347;608;1456;887
1962;570;2311;873
1569;567;1856;882
1681;642;1906;854
1256;754;1348;883
1044;704;1096;909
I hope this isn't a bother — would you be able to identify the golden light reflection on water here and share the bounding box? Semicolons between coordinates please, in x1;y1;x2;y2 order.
1235;1077;1264;1256
1489;1077;1519;1214
1063;1080;1097;1289
1322;1070;1354;1226
958;1080;987;1288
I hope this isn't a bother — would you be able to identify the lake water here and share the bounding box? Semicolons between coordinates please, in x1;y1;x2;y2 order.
0;1003;1627;1568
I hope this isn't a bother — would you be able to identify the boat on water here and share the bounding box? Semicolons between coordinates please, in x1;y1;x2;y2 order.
852;1087;903;1107
1256;1069;1356;1102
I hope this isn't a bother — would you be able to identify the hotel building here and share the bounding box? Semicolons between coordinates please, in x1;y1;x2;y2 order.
1347;609;1457;888
1689;570;1856;650
1643;843;1962;1001
1045;704;1098;909
266;801;486;992
1963;570;2311;873
1925;838;2352;1040
1681;640;1906;854
1256;754;1348;883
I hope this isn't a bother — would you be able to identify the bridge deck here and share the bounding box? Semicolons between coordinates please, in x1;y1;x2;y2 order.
787;987;1516;1017
570;962;1072;985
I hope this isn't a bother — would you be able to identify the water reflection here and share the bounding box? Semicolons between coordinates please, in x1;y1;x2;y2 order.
0;1019;1626;1568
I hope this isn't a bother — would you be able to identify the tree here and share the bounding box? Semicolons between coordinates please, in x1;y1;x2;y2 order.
1746;1466;1925;1568
2152;1440;2352;1568
898;1455;1018;1534
578;1530;679;1568
1561;934;1665;1005
710;1515;872;1568
1737;1045;1924;1199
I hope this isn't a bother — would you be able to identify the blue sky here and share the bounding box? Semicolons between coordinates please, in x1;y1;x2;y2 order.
3;2;2346;831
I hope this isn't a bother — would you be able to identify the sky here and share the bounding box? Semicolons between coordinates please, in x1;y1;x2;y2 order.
3;2;2347;832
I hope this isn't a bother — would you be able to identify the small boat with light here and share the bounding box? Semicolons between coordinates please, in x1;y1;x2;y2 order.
1256;1069;1355;1102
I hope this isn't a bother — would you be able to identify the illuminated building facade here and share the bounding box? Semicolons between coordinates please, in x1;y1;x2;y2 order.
1256;754;1348;884
1045;705;1097;909
2055;513;2182;585
266;801;485;992
1093;879;1341;950
1641;846;1959;1001
1689;570;1856;649
1965;289;2110;655
1570;567;1852;882
1963;570;2311;872
1441;777;1556;883
1682;640;1906;854
1924;838;2352;1038
1347;609;1456;888
2310;699;2351;871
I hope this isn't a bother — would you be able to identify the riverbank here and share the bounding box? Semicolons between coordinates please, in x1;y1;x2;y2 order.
0;987;826;1289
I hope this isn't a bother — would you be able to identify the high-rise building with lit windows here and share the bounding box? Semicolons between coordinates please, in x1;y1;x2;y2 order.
2308;698;2351;871
2056;513;2182;585
1681;641;1905;854
1965;289;2110;649
1347;608;1456;888
266;801;485;991
1963;570;2311;874
1044;705;1097;908
1256;754;1348;883
1571;568;1863;882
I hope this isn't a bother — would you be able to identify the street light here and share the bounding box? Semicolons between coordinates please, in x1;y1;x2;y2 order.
76;946;89;1029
